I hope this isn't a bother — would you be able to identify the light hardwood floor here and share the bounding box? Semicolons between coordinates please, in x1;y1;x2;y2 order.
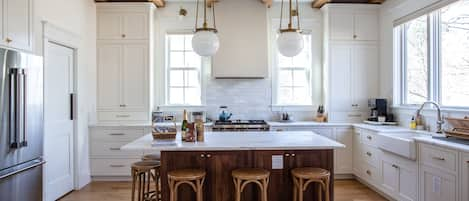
59;179;388;201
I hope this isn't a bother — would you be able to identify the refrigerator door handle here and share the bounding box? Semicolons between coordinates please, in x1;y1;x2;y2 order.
19;69;27;147
70;93;74;120
9;69;20;149
0;159;45;179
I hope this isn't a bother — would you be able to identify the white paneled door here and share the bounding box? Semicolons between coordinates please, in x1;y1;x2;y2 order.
44;42;75;201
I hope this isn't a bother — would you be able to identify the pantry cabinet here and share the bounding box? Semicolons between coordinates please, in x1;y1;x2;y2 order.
322;4;379;123
0;0;33;51
96;3;154;123
460;152;469;201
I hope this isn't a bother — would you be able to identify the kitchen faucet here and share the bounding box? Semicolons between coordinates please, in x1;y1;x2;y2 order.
416;101;444;133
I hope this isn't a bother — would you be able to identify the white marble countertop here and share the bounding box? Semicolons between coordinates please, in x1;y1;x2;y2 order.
414;136;469;152
267;121;352;127
121;131;345;151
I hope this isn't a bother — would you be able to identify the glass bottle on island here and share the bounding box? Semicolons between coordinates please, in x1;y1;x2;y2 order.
181;109;188;141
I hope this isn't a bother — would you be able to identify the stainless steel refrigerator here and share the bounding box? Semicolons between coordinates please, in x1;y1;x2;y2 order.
0;48;44;200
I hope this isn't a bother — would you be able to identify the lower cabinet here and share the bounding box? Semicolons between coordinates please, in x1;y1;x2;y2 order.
89;126;148;177
380;152;418;201
460;152;469;201
419;165;457;201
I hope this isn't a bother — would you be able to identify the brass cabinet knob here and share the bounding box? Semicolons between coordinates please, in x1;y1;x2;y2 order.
206;154;212;158
366;170;371;175
5;38;12;43
367;136;372;140
285;153;290;157
200;154;205;158
353;35;357;39
122;34;126;38
291;153;296;157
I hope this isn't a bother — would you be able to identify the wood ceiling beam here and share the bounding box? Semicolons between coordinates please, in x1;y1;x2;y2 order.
312;0;331;8
207;0;219;8
149;0;165;7
261;0;273;8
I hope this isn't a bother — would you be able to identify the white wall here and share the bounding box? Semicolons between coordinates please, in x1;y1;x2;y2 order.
35;0;96;188
155;2;323;121
379;0;468;131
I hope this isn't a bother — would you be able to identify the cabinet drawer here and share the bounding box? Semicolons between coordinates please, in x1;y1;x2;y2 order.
91;128;145;141
361;144;380;168
91;158;140;176
420;144;457;173
98;111;148;121
361;130;378;147
360;164;380;184
90;141;143;157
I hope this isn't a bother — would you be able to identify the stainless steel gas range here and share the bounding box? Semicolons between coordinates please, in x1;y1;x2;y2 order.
212;120;270;132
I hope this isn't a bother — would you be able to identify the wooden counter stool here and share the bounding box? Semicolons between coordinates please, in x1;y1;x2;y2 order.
291;168;330;201
168;169;206;201
131;161;161;201
142;153;160;161
232;168;270;201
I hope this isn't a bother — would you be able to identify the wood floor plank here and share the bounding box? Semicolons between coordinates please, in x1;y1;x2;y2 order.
59;179;389;201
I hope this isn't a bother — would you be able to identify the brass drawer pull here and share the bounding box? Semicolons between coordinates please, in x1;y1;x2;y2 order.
109;147;120;151
432;156;445;161
366;170;371;175
367;136;372;140
109;164;125;168
109;133;125;136
122;34;126;38
392;164;399;169
366;152;372;157
116;115;131;118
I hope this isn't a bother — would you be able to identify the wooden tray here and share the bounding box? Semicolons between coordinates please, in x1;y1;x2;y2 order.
446;116;469;129
444;129;469;140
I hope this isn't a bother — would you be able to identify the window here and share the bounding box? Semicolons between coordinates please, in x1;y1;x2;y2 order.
395;0;469;108
440;1;469;107
276;34;313;105
166;34;202;105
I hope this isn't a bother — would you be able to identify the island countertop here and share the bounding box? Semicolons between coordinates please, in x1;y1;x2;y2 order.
121;131;345;151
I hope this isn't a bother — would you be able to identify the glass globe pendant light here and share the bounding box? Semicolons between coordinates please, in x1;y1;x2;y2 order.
192;0;219;57
277;0;303;57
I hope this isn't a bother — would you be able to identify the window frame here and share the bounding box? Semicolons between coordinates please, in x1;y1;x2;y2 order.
165;32;206;106
271;18;322;111
395;1;469;109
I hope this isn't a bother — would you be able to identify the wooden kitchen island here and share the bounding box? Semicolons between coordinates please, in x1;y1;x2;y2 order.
122;131;344;201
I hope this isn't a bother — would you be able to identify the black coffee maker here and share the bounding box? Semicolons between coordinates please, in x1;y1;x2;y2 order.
368;99;388;121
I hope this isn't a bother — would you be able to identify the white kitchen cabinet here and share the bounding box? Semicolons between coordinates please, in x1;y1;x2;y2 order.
97;4;150;40
327;41;378;122
461;152;469;201
381;152;418;201
96;3;154;123
1;0;33;51
324;4;379;41
420;165;457;201
335;128;353;174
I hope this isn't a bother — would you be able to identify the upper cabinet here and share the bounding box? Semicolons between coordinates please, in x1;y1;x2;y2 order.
96;3;155;123
97;4;150;40
324;4;379;42
0;0;33;52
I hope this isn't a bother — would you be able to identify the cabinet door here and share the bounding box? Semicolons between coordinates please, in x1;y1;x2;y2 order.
352;130;362;174
381;159;399;195
207;151;252;201
354;13;379;41
253;151;289;201
329;12;354;41
97;12;122;40
461;153;469;201
122;44;148;111
4;0;32;51
420;165;457;201
160;151;207;201
329;43;353;112
397;163;418;201
97;44;122;110
122;13;148;40
335;128;353;174
351;43;378;111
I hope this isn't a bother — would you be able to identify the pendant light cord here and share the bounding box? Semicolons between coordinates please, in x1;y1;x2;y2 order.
203;0;207;28
195;0;199;31
296;0;300;30
288;0;292;29
279;0;284;30
212;3;217;31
